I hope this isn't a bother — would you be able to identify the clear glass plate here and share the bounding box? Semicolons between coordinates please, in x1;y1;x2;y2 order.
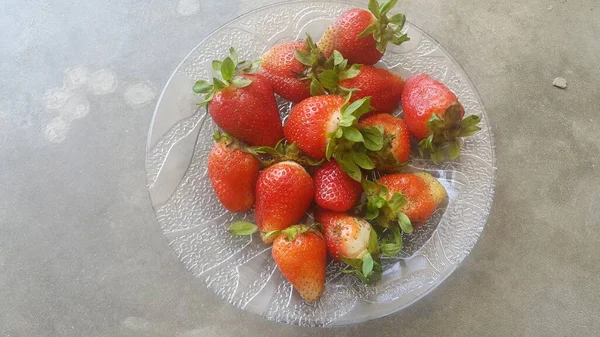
146;0;496;327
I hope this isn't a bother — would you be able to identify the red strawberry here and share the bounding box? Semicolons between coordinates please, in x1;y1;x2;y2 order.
271;225;327;302
255;161;314;243
193;48;283;147
339;65;404;113
207;132;260;212
284;95;384;181
317;1;409;65
401;73;481;163
260;41;311;103
315;210;381;283
313;161;362;212
377;172;446;226
359;113;410;170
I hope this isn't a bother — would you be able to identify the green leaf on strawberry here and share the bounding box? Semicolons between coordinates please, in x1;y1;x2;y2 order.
341;252;382;284
417;102;482;164
324;97;391;181
247;140;324;168
361;126;385;151
380;226;403;257
192;47;259;106
361;179;413;233
358;0;410;53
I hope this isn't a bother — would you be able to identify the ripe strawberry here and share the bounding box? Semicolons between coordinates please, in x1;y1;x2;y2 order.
255;161;314;243
359;113;410;170
377;172;446;226
317;0;409;65
401;73;481;163
313;161;362;212
315;210;381;283
207;132;260;212
284;95;384;181
260;41;311;103
339;65;404;113
261;35;333;103
193;47;283;147
271;225;327;302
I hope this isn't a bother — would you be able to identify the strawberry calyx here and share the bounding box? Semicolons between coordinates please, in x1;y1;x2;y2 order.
295;36;362;97
312;50;362;96
247;139;324;169
418;102;482;164
192;47;260;106
325;96;386;182
293;34;332;96
361;179;413;234
358;0;410;53
340;230;381;284
263;224;322;242
366;132;406;171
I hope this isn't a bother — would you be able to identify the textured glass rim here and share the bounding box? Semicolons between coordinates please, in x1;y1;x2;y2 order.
145;0;497;326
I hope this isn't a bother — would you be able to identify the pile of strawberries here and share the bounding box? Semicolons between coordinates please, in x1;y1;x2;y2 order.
193;0;481;302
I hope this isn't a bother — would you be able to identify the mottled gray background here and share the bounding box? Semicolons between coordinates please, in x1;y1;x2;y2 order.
1;0;599;336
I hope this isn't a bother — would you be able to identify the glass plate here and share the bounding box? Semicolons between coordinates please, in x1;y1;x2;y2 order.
146;0;496;327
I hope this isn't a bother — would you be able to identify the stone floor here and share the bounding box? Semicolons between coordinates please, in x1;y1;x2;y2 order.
1;0;599;336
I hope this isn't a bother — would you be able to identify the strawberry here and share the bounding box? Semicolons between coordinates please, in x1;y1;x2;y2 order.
207;132;260;212
260;41;311;103
271;225;327;302
340;65;404;113
315;210;381;283
261;35;334;103
401;73;481;163
313;55;404;114
359;113;410;170
283;95;385;181
313;161;362;212
317;0;409;65
377;172;446;226
193;47;283;147
255;161;314;243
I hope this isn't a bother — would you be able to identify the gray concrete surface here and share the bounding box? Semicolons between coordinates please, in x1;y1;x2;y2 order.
1;0;599;336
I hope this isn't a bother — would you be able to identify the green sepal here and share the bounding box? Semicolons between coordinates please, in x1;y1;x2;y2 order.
362;179;411;231
247;140;324;169
341;251;382;284
417;101;482;164
192;47;257;106
380;226;403;256
358;0;410;53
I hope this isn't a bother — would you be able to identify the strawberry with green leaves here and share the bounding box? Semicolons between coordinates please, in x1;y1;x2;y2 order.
361;179;413;231
255;161;314;243
193;48;283;147
312;52;404;114
228;223;327;302
401;73;481;163
316;210;381;283
317;0;409;65
271;225;327;302
207;132;260;212
359;113;411;170
260;40;312;103
313;161;362;212
261;35;333;103
377;172;446;226
283;95;385;181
